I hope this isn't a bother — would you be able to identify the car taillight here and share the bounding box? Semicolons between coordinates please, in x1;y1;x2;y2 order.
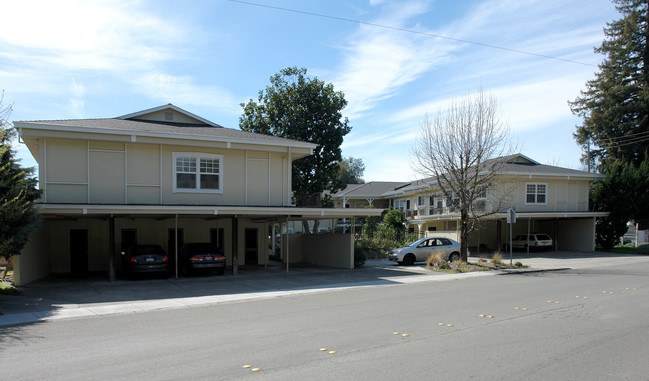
162;256;168;262
535;242;538;246
129;257;138;263
189;256;202;261
215;255;225;260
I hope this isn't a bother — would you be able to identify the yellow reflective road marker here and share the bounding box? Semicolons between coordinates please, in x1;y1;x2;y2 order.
393;332;400;335
402;333;409;337
633;288;637;290
479;314;486;317
515;307;520;309
447;324;454;327
522;308;528;311
251;368;261;372
555;301;560;304
487;315;494;318
329;351;337;354
439;322;445;325
320;348;327;351
243;365;252;369
547;300;553;303
609;291;614;294
576;296;580;298
626;288;630;290
583;296;589;299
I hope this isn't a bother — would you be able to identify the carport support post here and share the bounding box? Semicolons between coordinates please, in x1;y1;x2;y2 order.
175;214;179;280
109;215;115;282
527;218;531;255
232;215;239;275
286;215;290;273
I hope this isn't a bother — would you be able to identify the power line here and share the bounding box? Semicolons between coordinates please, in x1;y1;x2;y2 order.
227;0;598;67
601;130;649;141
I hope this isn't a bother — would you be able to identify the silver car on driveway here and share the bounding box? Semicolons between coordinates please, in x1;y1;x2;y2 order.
388;237;464;265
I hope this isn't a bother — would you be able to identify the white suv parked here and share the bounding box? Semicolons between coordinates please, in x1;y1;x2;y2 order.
510;234;553;251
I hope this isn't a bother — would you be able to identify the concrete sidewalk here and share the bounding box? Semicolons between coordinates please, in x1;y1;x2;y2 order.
1;252;647;327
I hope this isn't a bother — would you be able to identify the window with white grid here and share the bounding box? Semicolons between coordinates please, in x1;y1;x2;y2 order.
525;183;547;204
173;153;223;193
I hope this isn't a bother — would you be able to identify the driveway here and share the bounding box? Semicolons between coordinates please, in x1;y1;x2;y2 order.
1;251;647;326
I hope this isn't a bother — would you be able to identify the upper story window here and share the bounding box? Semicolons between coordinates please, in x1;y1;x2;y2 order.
173;152;223;193
476;186;487;199
417;195;426;206
526;183;546;204
394;199;405;211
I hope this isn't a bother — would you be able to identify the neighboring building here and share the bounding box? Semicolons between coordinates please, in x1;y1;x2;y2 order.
331;154;607;252
13;104;381;285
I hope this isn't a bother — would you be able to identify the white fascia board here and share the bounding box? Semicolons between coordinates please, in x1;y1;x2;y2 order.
15;122;317;151
484;211;609;219
499;171;603;179
37;204;383;217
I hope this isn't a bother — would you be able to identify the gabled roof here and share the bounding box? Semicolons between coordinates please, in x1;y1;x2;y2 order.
332;181;411;198
117;104;222;127
15;104;317;151
331;154;602;200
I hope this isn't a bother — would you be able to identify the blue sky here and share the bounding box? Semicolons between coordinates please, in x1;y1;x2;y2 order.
2;0;618;181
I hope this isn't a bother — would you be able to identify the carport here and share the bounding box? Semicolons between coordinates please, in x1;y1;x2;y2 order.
490;211;609;253
14;204;383;286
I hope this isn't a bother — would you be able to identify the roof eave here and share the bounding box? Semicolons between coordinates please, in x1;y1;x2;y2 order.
15;122;317;152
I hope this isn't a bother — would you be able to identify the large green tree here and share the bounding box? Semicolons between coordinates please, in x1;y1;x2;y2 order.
0;92;42;259
570;1;649;244
337;156;365;185
569;0;649;168
240;67;351;207
590;156;649;247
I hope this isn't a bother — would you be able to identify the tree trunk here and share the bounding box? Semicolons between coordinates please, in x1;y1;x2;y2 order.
460;209;469;261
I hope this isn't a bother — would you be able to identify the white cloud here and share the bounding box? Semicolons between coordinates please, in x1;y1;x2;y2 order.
133;71;241;116
69;79;86;118
334;0;460;118
0;0;184;72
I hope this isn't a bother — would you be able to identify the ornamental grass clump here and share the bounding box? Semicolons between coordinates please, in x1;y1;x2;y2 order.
427;253;449;270
491;252;503;265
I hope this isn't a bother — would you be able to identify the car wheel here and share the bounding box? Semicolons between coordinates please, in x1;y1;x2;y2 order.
449;252;460;262
403;254;415;266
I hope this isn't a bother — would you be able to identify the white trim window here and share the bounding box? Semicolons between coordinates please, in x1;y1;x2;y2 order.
417;195;426;207
476;186;488;199
525;183;547;204
394;199;406;211
173;152;223;193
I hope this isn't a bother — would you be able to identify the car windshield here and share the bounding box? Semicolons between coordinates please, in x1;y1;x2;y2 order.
408;239;427;247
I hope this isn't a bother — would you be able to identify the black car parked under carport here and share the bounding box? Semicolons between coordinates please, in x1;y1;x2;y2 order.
121;244;169;276
178;243;226;275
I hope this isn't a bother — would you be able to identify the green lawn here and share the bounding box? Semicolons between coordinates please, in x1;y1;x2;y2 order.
598;243;649;255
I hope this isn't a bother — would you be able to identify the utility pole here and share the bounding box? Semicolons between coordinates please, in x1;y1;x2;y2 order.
587;137;591;173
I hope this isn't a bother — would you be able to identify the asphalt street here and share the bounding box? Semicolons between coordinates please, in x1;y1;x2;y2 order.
2;259;648;380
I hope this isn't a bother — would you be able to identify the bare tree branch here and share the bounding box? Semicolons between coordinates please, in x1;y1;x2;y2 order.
410;89;516;260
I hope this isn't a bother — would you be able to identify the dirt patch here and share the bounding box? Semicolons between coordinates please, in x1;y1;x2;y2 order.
428;259;527;273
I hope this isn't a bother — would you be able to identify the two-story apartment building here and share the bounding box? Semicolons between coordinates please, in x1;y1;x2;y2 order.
13;104;381;285
332;154;607;252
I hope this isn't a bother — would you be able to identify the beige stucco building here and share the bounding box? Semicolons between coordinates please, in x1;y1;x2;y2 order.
332;154;607;252
14;104;381;285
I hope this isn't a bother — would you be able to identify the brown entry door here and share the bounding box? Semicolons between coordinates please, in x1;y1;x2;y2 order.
244;228;258;266
70;229;88;274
